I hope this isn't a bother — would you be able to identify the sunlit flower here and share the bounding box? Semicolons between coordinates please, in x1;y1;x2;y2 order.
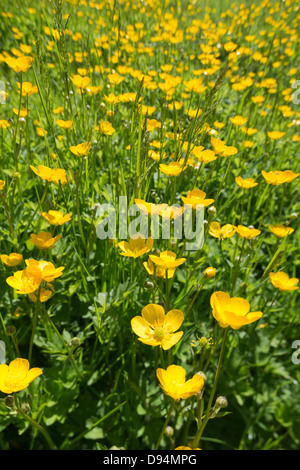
209;221;236;240
267;131;286;140
69;142;92;157
159;161;187;176
1;253;23;267
56;119;73;130
261;170;300;185
235;176;258;188
149;251;186;270
117;235;153;258
131;303;184;350
70;74;91;92
29;287;53;303
30;232;62;250
210;136;238;157
143;257;175;279
4;55;34;72
40;210;72;226
6;266;42;294
210;291;263;329
0;180;6;190
0;358;42;394
269;224;294;238
30;165;67;185
229;115;248;126
233;225;261;239
269;271;299;291
25;259;64;282
17;81;38;97
156;365;205;400
181;189;214;208
203;267;216;279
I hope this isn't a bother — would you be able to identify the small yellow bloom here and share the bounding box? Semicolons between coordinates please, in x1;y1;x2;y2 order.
30;232;62;250
208;221;236;240
131;303;184;350
143;257;175;279
175;447;201;450
156;364;205;401
159;161;187;176
181;189;214;209
233;225;261;239
269;224;294;238
0;120;11;130
70;74;91;92
210;291;263;329
6;266;42;294
30;165;67;185
229;115;248;126
117;235;153;258
0;358;42;394
269;271;299;291
1;253;23;267
69;142;92;157
0;180;6;190
210;136;238;157
40;210;72;226
56;119;73;130
149;251;186;270
262;170;300;185
95;119;115;135
192;148;217;163
17;81;38;97
4;55;34;72
267;131;286;140
203;267;216;279
235;176;258;189
29;287;53;303
25;259;64;283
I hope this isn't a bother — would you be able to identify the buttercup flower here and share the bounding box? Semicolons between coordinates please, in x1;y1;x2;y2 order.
233;225;261;239
156;365;205;400
269;271;299;291
117;235;153;258
267;131;285;140
131;303;184;350
1;253;23;267
229;115;248;126
29;287;53;303
4;56;34;72
30;165;67;185
25;259;64;282
0;358;42;394
211;136;238;157
262;170;300;185
210;291;263;329
203;267;216;279
149;251;186;270
159;161;187;176
269;224;294;238
0;180;6;190
30;232;62;250
56;119;73;130
235;176;258;189
181;189;214;209
209;221;236;240
143;257;175;279
40;210;72;226
69;142;92;157
6;266;42;294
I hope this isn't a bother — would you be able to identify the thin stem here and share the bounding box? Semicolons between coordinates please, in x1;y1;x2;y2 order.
155;399;176;450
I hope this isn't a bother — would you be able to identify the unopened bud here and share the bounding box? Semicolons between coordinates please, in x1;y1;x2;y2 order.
215;396;228;408
144;280;154;290
207;206;216;216
4;395;15;408
203;267;216;279
6;325;16;336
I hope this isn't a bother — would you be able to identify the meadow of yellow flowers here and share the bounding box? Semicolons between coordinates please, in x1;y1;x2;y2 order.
0;0;299;451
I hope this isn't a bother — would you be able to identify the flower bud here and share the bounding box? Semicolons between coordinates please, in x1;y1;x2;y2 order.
207;206;216;216
144;280;155;290
4;395;15;408
203;267;216;279
6;325;16;336
215;396;228;408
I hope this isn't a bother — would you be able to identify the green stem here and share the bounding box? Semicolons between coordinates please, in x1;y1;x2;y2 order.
155;399;176;450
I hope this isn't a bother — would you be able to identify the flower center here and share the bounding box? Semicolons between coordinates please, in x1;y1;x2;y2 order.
153;327;165;341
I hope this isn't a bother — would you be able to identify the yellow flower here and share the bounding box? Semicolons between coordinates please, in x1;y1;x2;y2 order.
131;303;184;350
1;253;23;267
269;272;299;292
159;204;184;220
117;235;153;258
0;358;42;394
175;447;201;450
56;119;73;130
261;170;300;185
209;221;236;240
96;119;116;135
149;251;186;270
229;115;248;126
159;161;187;176
267;131;286;140
0;120;11;130
29;287;53;303
210;291;263;329
192;148;217;163
156;364;205;401
143;257;175;279
235;176;258;188
69;142;92;157
181;189;214;209
30;232;62;250
4;55;34;72
17;81;38;97
210;136;238;157
233;225;261;239
30;165;67;185
6;266;42;294
70;74;91;92
203;267;216;279
25;259;64;282
0;180;6;190
269;224;294;238
134;199;161;215
40;210;72;226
